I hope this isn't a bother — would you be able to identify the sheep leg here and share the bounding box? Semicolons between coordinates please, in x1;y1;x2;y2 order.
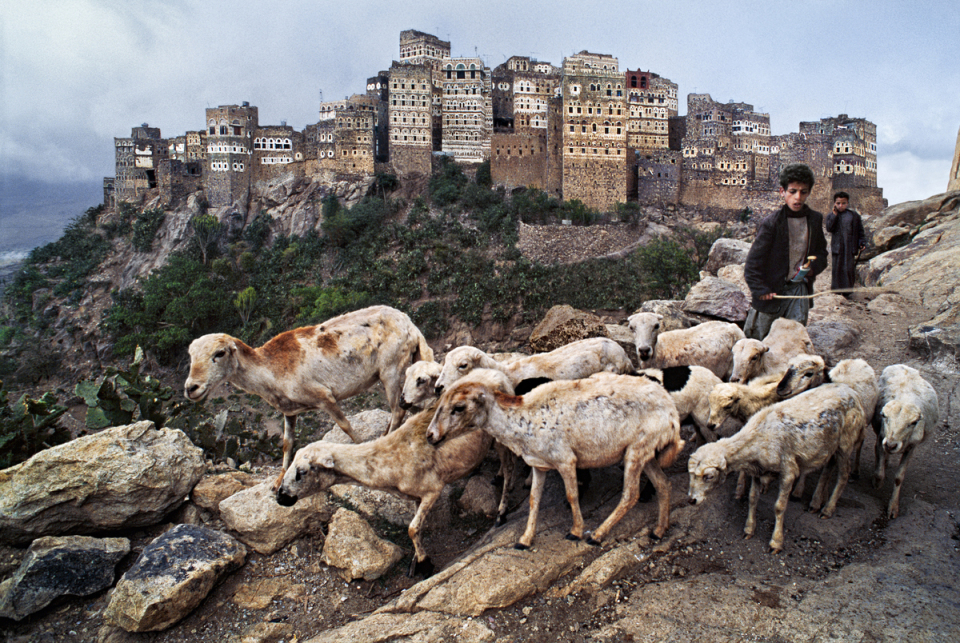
819;450;852;519
735;470;747;500
494;443;516;527
744;475;760;539
314;390;359;443
769;472;796;552
887;444;917;519
516;467;548;550
381;368;408;432
555;461;585;542
282;415;297;470
809;462;833;513
850;428;865;481
791;471;807;499
407;491;440;577
873;439;889;490
644;458;671;540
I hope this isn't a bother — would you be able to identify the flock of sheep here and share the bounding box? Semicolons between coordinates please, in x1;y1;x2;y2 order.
184;304;939;576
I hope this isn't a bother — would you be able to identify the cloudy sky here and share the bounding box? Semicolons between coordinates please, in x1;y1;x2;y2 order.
2;0;958;215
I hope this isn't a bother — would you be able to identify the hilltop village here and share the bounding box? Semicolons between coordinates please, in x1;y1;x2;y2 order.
105;29;886;217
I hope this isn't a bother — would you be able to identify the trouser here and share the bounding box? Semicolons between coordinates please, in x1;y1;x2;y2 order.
743;280;811;340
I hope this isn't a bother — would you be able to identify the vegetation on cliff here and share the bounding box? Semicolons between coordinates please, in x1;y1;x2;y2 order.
0;159;726;466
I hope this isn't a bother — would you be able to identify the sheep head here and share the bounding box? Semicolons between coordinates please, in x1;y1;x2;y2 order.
707;383;740;431
184;333;240;402
776;354;825;399
877;400;924;454
275;443;340;506
402;360;442;409
435;346;490;394
627;312;662;363
687;442;728;505
729;338;768;383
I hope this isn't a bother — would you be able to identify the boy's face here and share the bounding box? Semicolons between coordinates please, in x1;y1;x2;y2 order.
834;197;849;213
779;182;811;212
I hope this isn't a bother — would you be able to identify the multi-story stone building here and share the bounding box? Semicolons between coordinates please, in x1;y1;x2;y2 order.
114;125;167;203
625;70;677;151
440;57;492;163
561;51;628;210
203;103;257;207
398;30;450;83
312;95;378;175
386;62;437;175
490;56;563;193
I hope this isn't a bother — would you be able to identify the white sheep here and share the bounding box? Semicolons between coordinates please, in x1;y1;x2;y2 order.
276;369;518;577
771;353;828;399
688;383;866;552
434;337;634;393
641;365;723;446
627;313;745;380
872;364;939;519
185;305;434;470
729;318;815;383
426;370;683;549
824;359;878;479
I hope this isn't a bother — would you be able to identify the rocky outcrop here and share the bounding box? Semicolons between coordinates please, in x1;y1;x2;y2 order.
528;304;608;352
681;276;750;322
219;481;333;555
0;421;205;545
103;524;246;632
0;536;129;620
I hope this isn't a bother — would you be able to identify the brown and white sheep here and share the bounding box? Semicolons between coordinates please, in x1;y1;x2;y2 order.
772;353;828;399
434;337;634;394
184;305;434;470
872;364;939;519
688;383;867;552
627;313;745;380
426;370;683;549
729;318;815;383
275;369;518;577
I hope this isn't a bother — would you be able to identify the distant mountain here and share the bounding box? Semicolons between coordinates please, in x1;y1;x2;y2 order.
0;176;103;261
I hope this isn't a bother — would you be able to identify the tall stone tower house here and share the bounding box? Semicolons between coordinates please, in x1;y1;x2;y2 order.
562;51;629;210
440;57;493;163
114;125;166;203
203;103;257;208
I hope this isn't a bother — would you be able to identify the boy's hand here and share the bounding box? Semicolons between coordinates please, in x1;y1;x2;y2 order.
760;293;777;301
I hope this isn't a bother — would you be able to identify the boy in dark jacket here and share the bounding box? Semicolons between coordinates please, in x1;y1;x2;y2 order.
743;163;828;340
824;191;867;296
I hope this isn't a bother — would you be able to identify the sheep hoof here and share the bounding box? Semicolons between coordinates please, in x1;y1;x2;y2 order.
408;556;435;578
586;536;601;546
494;513;508;528
650;530;663;542
565;533;581;542
513;542;530;551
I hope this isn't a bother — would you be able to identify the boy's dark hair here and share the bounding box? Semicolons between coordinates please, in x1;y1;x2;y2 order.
778;163;815;189
833;191;850;201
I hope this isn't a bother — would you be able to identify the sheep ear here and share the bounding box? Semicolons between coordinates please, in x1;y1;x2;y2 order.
762;346;770;354
320;453;335;468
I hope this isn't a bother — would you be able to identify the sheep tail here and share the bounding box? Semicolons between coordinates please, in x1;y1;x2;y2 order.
657;435;685;468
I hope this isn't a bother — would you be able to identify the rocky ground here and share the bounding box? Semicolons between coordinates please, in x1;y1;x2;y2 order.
1;287;958;643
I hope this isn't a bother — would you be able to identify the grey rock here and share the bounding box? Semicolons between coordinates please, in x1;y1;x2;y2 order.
103;524;246;632
807;320;860;364
304;612;495;643
0;536;130;620
703;238;751;275
528;305;607;353
219;481;332;555
681;276;751;322
0;421;205;545
321;508;405;581
633;300;700;331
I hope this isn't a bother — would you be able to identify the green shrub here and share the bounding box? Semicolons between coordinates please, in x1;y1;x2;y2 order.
0;386;70;469
132;208;165;252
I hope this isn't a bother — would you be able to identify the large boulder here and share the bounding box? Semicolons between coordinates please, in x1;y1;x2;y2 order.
219;481;333;555
103;524;246;632
632;300;700;331
703;238;752;276
866;190;960;234
681;276;750;322
0;536;130;620
528;305;607;353
0;421;205;545
321;508;405;581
